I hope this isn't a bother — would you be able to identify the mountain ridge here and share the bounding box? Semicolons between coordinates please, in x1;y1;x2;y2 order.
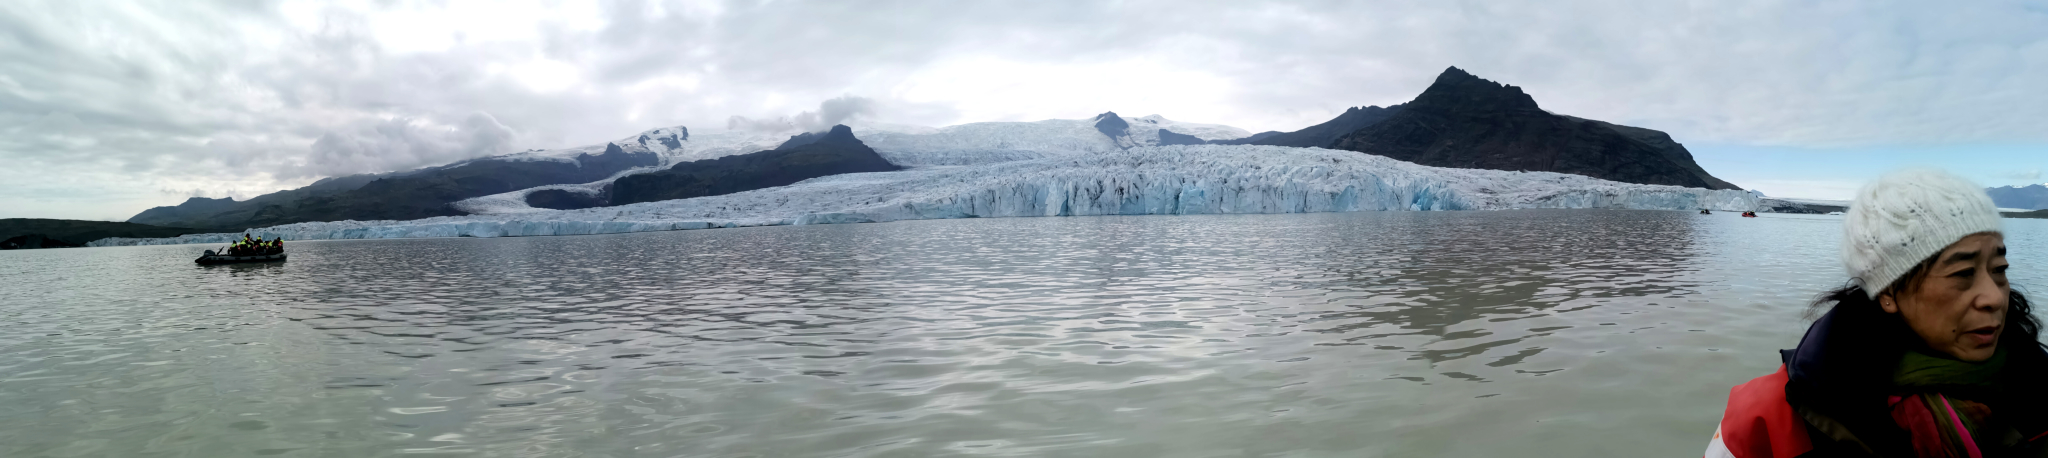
1988;184;2048;210
1326;66;1740;190
124;127;700;230
608;125;901;206
1212;104;1405;148
1;218;198;248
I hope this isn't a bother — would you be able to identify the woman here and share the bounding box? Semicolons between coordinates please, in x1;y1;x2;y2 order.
1706;168;2048;457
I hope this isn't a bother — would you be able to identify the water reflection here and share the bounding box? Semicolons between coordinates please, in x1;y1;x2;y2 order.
6;211;2037;456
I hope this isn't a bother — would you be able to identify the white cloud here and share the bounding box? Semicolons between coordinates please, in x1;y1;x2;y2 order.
1996;168;2043;181
727;95;878;133
890;57;1241;125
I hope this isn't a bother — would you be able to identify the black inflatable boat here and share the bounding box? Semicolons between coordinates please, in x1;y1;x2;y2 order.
195;249;287;265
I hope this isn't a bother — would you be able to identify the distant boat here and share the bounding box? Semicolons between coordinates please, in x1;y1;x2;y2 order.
195;249;287;265
1825;211;1844;216
1699;209;1712;215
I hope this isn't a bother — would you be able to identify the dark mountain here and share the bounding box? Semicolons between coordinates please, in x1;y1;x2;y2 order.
1987;184;2048;210
1326;67;1740;190
129;196;240;226
609;125;899;206
1092;111;1131;141
1155;129;1207;146
129;171;401;227
2006;209;2048;219
525;189;609;210
2;234;82;249
1214;105;1405;147
776;130;827;150
127;144;661;230
0;218;198;248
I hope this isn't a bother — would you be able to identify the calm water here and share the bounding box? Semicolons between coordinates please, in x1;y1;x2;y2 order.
4;210;2045;457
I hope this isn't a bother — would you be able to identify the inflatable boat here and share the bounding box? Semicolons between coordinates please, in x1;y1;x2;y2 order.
195;250;287;265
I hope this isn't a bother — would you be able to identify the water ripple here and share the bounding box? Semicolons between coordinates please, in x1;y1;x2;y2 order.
2;211;2044;456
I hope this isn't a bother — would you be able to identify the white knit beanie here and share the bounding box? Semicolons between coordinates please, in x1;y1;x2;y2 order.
1842;168;2003;298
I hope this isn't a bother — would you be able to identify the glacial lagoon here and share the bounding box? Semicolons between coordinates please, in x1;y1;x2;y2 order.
5;209;2045;457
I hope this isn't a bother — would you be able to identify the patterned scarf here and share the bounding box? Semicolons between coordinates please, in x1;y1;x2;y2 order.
1889;348;2007;458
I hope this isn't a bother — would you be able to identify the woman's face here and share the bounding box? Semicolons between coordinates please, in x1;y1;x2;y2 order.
1880;232;2010;361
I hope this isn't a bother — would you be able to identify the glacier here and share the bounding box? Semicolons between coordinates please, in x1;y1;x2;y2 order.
94;145;1759;247
852;114;1252;167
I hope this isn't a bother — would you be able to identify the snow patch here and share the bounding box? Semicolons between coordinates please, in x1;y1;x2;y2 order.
490;126;693;165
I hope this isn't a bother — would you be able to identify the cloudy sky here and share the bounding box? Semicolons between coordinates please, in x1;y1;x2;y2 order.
4;1;2046;220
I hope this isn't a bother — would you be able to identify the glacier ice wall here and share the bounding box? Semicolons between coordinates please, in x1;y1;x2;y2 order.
94;145;1759;247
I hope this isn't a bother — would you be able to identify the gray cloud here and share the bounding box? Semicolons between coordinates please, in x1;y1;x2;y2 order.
304;113;517;178
3;0;2047;219
727;95;877;133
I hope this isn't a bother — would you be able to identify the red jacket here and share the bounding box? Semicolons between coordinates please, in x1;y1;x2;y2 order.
1705;365;1810;458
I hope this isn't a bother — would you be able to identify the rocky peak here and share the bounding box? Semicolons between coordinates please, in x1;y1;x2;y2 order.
1091;111;1131;141
1325;66;1741;190
776;125;861;150
1407;66;1541;114
635;126;688;150
817;124;859;144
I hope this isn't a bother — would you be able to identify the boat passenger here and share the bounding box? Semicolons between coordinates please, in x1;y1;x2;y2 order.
1704;168;2048;457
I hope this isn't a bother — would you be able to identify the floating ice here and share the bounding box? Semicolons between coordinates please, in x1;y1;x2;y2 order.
96;145;1759;247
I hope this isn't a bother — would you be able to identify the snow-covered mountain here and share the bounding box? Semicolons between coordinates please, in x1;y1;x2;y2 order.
94;144;1758;246
491;125;795;167
456;113;1258;213
452;128;791;214
491;126;686;164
